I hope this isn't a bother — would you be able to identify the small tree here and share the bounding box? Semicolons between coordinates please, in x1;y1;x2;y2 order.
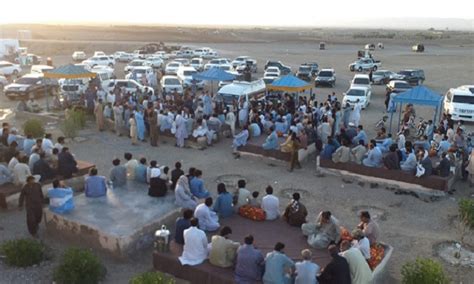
130;271;176;284
61;108;86;138
23;119;45;138
401;258;449;284
0;239;46;267
54;247;105;284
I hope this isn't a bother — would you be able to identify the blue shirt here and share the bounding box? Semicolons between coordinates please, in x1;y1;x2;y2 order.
295;260;320;284
352;130;368;145
110;165;127;187
213;192;234;218
320;144;337;160
190;177;210;199
235;245;264;283
23;138;35;156
84;175;107;197
135;164;147;183
174;217;191;245
263;251;295;284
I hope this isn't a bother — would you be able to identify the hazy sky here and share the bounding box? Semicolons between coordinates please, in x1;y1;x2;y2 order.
0;0;472;26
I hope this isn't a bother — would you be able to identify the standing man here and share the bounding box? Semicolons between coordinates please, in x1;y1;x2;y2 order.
94;99;105;131
18;176;44;237
113;103;124;136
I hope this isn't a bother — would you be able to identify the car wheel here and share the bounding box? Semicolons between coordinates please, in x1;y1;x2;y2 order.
357;67;362;72
372;66;377;71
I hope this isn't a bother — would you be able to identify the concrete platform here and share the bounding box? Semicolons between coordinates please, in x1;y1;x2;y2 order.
44;181;181;257
239;135;315;162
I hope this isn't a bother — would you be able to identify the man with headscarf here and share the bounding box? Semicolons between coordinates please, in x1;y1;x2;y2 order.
340;240;373;284
283;192;308;227
175;175;198;210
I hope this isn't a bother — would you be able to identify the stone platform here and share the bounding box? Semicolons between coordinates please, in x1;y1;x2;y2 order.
44;181;181;257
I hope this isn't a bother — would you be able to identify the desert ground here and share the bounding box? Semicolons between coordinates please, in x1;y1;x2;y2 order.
0;24;473;283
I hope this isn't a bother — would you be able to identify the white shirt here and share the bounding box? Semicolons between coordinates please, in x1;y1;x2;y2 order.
29;153;40;170
8;157;19;172
262;194;280;220
194;203;219;231
42;138;54;155
13;163;31;186
352;237;371;259
124;159;138;180
179;226;209;266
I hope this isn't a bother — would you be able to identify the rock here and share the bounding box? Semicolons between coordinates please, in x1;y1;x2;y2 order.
370;183;379;188
342;178;353;184
73;137;87;143
358;181;366;187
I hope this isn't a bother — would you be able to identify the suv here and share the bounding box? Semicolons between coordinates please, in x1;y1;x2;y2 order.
397;69;425;85
264;61;291;75
296;65;312;81
72;51;87;61
386;80;412;94
82;56;114;68
107;79;154;96
315;69;336;87
0;61;22;76
4;73;58;100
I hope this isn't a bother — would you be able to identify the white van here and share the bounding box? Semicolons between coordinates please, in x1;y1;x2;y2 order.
218;80;266;106
444;85;474;121
31;65;54;75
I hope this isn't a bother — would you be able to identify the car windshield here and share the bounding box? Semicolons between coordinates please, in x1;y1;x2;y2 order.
169;63;179;67
16;77;39;84
452;95;474;104
373;71;385;76
134;69;146;74
131;61;143;66
398;71;412;76
210;60;219;64
394;82;411;88
266;73;278;77
347;89;366;96
183;70;196;76
191;60;200;64
353;78;370;85
64;79;83;84
319;71;333;77
164;78;180;85
299;66;311;72
267;68;279;72
220;66;230;70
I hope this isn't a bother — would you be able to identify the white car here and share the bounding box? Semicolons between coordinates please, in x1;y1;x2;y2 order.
342;86;372;109
165;61;183;75
204;58;231;70
372;70;403;85
263;72;279;84
190;58;204;71
125;66;154;81
174;58;190;66
0;75;8;89
154;51;170;60
443;85;474;122
231;56;250;69
144;57;164;69
350;74;372;91
264;67;281;78
107;79;154;96
82;56;114;68
0;61;22;76
161;75;183;94
177;66;205;89
124;59;146;73
93;51;106;57
30;65;54;75
72;51;87;61
133;50;151;60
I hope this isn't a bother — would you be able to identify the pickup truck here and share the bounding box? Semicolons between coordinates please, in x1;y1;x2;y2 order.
349;58;381;72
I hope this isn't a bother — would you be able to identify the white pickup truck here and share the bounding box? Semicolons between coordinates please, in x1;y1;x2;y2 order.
349;58;381;72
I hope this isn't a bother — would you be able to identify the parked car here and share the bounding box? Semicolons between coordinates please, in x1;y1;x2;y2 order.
116;52;134;62
144;56;164;69
350;74;372;91
218;80;266;107
193;47;216;58
371;70;404;85
93;51;106;57
204;58;231;70
165;61;183;75
82;56;114;68
174;58;190;66
4;73;58;100
0;61;22;76
315;69;336;87
231;56;250;69
190;58;204;71
107;79;154;96
72;51;87;61
263;71;279;85
412;44;425;52
305;62;319;77
264;67;281;78
161;75;183;94
235;59;257;73
124;59;146;73
319;42;326;50
296;65;312;81
349;58;381;72
15;54;42;66
443;85;474;121
125;66;154;81
342;86;372;109
365;43;376;51
60;78;88;103
176;50;194;58
386;80;412;94
30;65;54;75
0;75;8;89
154;51;170;60
264;61;291;75
177;66;204;89
133;50;152;60
397;69;425;85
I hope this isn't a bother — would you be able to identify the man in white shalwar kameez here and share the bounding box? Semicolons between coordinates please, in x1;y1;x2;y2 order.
225;107;236;136
179;218;209;266
339;240;373;284
238;101;249;127
175;114;188;148
194;197;220;232
42;134;54;156
350;100;362;127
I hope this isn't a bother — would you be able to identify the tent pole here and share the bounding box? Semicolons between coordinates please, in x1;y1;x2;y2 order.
434;105;438;125
397;103;402;132
389;108;394;134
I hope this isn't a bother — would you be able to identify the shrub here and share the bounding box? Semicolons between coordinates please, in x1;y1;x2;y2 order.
61;109;86;138
23;119;45;138
459;198;474;229
54;247;105;284
0;239;46;267
130;271;176;284
401;258;449;284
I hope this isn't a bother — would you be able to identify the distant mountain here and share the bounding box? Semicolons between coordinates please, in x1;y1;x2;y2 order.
326;17;473;31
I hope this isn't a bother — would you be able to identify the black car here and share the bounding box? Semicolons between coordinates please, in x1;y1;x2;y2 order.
264;61;291;75
296;65;312;81
315;69;336;87
397;69;425;85
4;74;58;100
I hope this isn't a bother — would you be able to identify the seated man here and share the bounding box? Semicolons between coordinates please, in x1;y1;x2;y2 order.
179;218;209;266
435;152;451;177
351;125;368;146
351;229;371;260
58;147;78;179
262;242;295;284
175;209;193;245
362;140;382;168
85;168;107;197
283;192;308;227
340;240;373;284
0;164;13;185
134;157;147;183
379;134;393;153
320;137;339;160
235;235;264;283
400;144;417;173
32;152;55;182
332;139;351;163
209;226;240;268
189;169;210;199
47;179;74;214
262;126;279;150
383;144;400;170
193;118;214;146
109;158;127;187
261;186;280;220
350;140;367;165
302;211;341;249
194;197;220;232
232;126;249;158
124;152;138;180
357;211;380;244
317;245;351;284
418;151;433;177
294;249;320;284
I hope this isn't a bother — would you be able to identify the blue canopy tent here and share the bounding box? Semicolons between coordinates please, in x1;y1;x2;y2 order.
268;75;312;92
389;85;443;133
192;67;235;93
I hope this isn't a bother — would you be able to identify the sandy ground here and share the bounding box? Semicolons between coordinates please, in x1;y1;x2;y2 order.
1;25;474;283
